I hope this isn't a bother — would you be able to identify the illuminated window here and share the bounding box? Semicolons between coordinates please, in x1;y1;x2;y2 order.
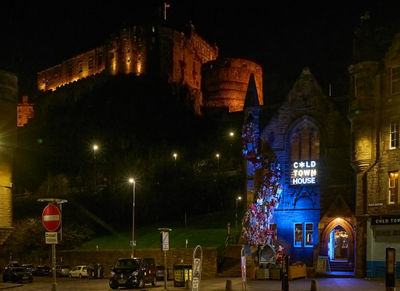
305;223;313;247
391;66;400;95
290;121;319;161
78;61;83;73
389;171;399;204
294;223;303;247
88;56;93;70
390;122;399;149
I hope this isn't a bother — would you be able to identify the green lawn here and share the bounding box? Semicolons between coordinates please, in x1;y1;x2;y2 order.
78;210;239;250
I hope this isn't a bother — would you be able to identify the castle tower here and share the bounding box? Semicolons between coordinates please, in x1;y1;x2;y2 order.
202;58;263;112
0;70;17;245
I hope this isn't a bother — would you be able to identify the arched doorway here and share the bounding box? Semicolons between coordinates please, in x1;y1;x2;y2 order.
328;225;349;261
320;218;354;271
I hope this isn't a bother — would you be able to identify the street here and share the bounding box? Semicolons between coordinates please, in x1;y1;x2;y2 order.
0;276;393;291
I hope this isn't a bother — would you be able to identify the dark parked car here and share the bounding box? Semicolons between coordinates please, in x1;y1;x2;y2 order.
2;266;33;283
33;265;51;276
21;264;36;274
109;257;156;289
56;265;70;277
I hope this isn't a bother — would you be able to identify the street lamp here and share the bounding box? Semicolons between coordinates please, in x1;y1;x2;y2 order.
229;131;235;137
129;178;136;258
172;152;178;167
92;144;99;193
216;153;220;169
235;196;242;232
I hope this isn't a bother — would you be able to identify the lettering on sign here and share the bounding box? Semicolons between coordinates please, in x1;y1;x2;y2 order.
371;216;400;225
291;160;317;185
45;232;58;244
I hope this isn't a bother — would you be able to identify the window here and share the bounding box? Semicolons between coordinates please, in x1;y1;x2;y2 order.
78;61;83;73
390;122;399;149
88;56;93;70
305;223;313;247
294;223;314;247
389;171;399;204
294;223;303;247
391;66;400;95
290;121;319;161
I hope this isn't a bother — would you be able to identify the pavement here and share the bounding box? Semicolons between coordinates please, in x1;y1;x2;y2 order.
0;276;396;290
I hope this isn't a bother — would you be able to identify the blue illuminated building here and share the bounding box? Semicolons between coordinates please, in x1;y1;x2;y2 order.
244;68;355;270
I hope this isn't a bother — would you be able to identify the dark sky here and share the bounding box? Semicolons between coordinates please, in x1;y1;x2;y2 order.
0;0;398;100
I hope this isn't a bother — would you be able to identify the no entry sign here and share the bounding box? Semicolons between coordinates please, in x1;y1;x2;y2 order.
42;204;61;232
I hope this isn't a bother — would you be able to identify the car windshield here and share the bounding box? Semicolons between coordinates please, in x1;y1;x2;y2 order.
13;267;26;272
115;259;140;269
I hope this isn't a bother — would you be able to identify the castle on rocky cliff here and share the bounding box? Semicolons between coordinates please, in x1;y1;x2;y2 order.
35;22;263;116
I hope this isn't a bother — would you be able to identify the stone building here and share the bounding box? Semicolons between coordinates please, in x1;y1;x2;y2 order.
245;68;354;268
17;95;34;127
0;70;17;246
349;32;400;277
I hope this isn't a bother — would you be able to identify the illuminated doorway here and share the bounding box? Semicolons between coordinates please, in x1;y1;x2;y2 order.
328;226;349;261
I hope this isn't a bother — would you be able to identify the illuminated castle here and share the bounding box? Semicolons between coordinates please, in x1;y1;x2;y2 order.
0;70;17;246
36;23;262;115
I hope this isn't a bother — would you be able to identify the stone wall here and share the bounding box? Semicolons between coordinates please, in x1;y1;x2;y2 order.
55;247;216;279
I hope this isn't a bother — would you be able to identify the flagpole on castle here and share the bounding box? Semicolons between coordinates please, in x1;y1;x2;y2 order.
164;2;170;21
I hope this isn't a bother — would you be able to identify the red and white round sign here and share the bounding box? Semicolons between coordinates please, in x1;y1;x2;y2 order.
42;204;61;232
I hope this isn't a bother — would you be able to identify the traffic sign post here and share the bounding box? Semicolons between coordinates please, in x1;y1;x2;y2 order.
158;228;172;290
38;198;67;291
42;204;61;232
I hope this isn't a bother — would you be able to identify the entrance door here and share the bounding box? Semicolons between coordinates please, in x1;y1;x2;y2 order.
328;226;349;261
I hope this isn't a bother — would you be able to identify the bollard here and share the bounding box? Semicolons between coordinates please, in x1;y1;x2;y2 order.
310;279;319;291
225;279;232;290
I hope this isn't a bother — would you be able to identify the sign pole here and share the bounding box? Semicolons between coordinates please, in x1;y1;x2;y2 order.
52;244;57;291
158;228;172;290
37;198;67;291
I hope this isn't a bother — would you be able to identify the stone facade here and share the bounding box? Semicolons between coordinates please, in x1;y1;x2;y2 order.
202;58;263;112
0;70;17;245
349;32;400;278
246;68;354;267
17;95;34;127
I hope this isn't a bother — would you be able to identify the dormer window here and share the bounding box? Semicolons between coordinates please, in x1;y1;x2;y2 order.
391;66;400;95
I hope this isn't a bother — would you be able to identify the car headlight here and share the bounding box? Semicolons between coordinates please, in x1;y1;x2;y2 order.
131;271;139;276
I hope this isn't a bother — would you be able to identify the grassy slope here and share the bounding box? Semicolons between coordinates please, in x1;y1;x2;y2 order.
79;210;238;250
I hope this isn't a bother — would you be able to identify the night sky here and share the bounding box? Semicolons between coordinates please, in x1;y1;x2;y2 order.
1;0;398;100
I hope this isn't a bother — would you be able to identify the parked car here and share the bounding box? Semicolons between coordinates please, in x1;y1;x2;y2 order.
69;265;89;278
56;265;70;277
21;264;36;274
33;265;51;276
109;257;156;289
2;265;33;283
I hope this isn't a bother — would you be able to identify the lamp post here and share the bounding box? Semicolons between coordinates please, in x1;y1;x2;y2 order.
92;144;98;193
129;178;136;258
235;196;242;233
172;152;178;167
216;153;220;169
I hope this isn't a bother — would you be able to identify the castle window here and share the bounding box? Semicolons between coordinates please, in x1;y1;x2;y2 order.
389;171;399;204
391;66;400;95
88;56;93;70
78;61;83;73
290;121;319;161
390;122;399;149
